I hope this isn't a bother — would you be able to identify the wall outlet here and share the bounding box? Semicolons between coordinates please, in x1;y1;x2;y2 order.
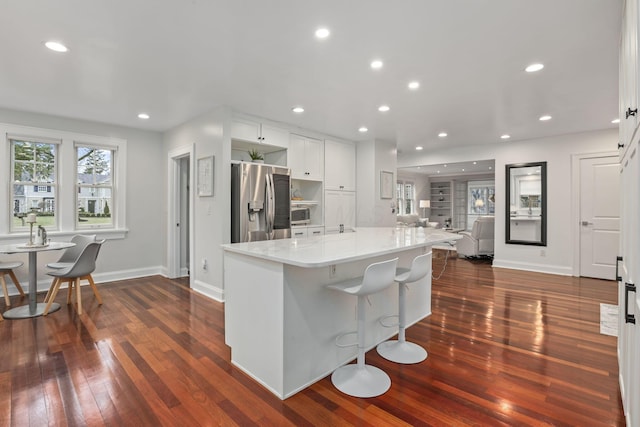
202;258;208;270
540;249;546;257
329;264;336;278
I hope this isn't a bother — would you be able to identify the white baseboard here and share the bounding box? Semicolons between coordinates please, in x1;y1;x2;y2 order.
492;259;573;276
192;279;224;302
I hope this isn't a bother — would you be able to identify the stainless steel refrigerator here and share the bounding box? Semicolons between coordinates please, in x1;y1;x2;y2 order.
231;162;291;243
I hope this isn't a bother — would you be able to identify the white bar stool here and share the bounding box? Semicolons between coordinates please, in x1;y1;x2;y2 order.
377;252;431;364
327;257;398;398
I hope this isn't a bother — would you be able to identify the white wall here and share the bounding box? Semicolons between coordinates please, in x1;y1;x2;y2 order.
398;128;618;275
163;106;231;301
0;107;165;286
356;139;397;227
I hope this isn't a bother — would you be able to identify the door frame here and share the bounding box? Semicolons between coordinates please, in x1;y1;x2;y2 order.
167;144;195;283
570;150;618;277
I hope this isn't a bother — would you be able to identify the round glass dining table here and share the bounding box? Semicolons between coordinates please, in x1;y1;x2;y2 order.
0;241;75;318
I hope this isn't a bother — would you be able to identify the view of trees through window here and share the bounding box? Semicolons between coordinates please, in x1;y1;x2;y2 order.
11;139;57;229
77;146;113;227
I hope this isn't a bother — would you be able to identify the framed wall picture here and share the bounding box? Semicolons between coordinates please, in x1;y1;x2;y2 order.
380;170;393;199
197;156;214;197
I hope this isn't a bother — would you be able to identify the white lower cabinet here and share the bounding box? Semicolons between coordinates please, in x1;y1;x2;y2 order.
324;190;356;234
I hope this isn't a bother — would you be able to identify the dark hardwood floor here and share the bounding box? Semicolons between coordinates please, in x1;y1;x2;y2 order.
0;251;624;426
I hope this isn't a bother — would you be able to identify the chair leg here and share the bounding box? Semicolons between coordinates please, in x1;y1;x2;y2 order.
44;277;57;303
67;279;74;305
85;274;102;305
75;278;82;315
43;279;63;316
0;274;10;307
7;270;25;297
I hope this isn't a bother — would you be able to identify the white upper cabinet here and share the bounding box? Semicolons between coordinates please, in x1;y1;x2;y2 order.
324;139;356;191
289;134;324;181
620;0;639;160
231;118;289;149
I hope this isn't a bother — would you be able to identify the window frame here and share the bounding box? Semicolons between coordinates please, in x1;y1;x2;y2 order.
396;180;416;215
0;123;127;241
75;142;116;230
9;136;60;232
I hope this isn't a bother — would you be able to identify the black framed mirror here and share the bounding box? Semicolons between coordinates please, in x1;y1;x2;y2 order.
505;162;547;246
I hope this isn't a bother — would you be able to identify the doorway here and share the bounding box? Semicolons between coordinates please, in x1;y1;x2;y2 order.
167;145;194;285
575;154;620;279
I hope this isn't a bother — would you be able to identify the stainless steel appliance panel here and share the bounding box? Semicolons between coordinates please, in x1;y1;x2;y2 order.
231;163;290;243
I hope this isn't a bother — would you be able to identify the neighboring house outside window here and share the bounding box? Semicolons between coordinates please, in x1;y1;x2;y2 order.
76;145;114;228
10;137;58;231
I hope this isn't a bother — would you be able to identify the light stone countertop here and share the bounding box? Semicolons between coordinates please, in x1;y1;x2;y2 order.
221;227;461;268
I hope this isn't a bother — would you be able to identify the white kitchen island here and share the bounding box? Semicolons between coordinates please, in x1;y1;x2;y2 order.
222;227;461;399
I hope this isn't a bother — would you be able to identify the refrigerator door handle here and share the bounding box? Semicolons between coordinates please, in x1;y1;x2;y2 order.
265;173;274;238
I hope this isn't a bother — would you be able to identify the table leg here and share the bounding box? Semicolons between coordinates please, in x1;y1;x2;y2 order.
3;251;61;319
28;251;37;314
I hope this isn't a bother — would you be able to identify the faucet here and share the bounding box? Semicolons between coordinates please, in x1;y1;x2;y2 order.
37;225;47;245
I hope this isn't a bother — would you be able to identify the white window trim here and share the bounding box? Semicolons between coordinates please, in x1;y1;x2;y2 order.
0;123;127;241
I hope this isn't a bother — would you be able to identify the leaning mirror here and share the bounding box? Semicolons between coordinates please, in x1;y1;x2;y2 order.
506;162;547;246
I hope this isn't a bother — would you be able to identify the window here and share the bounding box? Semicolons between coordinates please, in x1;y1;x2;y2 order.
396;180;415;215
10;137;58;231
76;145;114;228
1;123;127;239
468;181;495;215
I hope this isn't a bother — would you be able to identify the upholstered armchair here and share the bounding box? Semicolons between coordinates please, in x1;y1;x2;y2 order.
456;216;495;257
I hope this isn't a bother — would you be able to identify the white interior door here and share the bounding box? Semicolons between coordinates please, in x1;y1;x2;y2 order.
579;156;620;279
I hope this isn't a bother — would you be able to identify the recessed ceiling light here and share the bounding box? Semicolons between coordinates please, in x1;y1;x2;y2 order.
138;113;150;119
443;164;447;168
473;161;477;165
462;169;465;172
315;28;330;39
45;41;68;53
438;132;448;137
525;63;544;73
408;81;420;90
378;105;390;112
370;60;383;70
539;115;552;121
292;106;304;113
489;166;493;170
415;146;423;150
612;118;620;124
437;170;440;173
358;126;368;133
501;134;511;139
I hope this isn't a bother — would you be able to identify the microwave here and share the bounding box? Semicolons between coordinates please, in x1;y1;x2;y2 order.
291;207;311;225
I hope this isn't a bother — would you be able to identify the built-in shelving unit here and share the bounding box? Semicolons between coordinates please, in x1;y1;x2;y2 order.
430;181;452;227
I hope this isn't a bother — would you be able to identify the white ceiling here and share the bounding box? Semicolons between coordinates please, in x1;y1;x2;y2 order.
0;1;622;161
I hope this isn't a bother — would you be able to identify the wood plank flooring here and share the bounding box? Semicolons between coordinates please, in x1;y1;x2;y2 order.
0;251;624;426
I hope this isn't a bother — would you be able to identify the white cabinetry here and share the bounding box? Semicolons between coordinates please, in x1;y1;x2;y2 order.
430;181;452;227
325;190;356;234
324;139;356;191
618;4;640;424
620;0;639;161
231;118;289;149
289;135;324;181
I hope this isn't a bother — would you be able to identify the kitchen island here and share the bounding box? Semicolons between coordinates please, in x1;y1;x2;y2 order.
222;227;461;399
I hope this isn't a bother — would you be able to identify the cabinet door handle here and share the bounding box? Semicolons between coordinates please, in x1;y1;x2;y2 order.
626;107;638;119
581;220;593;226
616;256;623;281
625;282;636;324
618;142;625;149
